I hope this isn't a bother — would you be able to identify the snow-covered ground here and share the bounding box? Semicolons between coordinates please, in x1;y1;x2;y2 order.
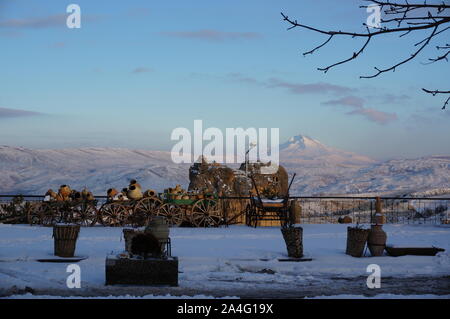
0;224;449;298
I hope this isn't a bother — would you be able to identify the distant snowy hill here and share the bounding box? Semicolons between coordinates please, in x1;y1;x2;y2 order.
0;135;449;196
289;155;450;196
0;146;190;195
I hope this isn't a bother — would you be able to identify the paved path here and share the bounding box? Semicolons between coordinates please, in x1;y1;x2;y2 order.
1;275;449;298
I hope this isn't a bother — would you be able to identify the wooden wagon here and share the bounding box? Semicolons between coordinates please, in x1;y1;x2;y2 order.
156;193;222;227
28;199;98;226
245;173;296;228
96;192;222;227
26;189;223;228
97;196;162;227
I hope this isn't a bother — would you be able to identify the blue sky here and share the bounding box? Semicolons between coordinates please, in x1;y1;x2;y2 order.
0;0;449;160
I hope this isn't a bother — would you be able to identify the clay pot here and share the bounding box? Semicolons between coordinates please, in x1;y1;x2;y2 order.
59;185;72;198
129;180;142;190
368;225;387;257
107;188;118;198
338;216;353;224
127;185;143;200
72;191;82;200
46;189;58;200
143;189;157;198
81;188;94;200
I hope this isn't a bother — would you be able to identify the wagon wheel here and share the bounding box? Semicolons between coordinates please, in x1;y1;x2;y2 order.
70;202;98;226
156;203;184;227
190;199;222;227
98;203;128;227
38;203;60;226
132;197;163;227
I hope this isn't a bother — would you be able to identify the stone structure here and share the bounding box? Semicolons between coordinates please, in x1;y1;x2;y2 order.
105;256;178;286
188;157;290;224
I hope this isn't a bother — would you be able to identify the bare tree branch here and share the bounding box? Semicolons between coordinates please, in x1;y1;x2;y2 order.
281;1;450;109
422;88;450;109
360;25;438;78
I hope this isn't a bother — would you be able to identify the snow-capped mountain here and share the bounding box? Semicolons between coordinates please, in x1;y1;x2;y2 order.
0;134;449;196
280;135;375;167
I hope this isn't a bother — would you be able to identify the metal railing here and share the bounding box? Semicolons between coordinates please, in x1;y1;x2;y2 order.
289;196;450;225
1;194;449;225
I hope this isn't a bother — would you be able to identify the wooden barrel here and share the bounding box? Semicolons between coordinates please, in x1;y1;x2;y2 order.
346;227;370;257
53;224;80;257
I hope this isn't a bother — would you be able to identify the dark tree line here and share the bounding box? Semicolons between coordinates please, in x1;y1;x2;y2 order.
281;1;449;109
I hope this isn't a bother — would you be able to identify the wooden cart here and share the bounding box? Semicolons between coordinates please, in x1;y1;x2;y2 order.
97;192;222;227
97;196;162;227
156;193;222;227
26;191;223;228
245;173;296;228
28;199;98;226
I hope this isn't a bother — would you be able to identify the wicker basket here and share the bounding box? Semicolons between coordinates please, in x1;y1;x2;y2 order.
346;226;369;257
53;224;80;257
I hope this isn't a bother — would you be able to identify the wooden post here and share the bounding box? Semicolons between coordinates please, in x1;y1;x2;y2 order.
373;197;385;225
375;197;382;214
281;226;303;258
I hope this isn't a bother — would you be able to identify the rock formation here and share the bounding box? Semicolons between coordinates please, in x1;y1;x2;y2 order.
188;158;289;224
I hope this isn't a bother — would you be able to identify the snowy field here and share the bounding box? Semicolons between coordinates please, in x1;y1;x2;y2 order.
0;224;449;299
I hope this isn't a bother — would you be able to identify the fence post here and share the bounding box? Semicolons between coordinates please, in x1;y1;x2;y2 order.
374;197;385;224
